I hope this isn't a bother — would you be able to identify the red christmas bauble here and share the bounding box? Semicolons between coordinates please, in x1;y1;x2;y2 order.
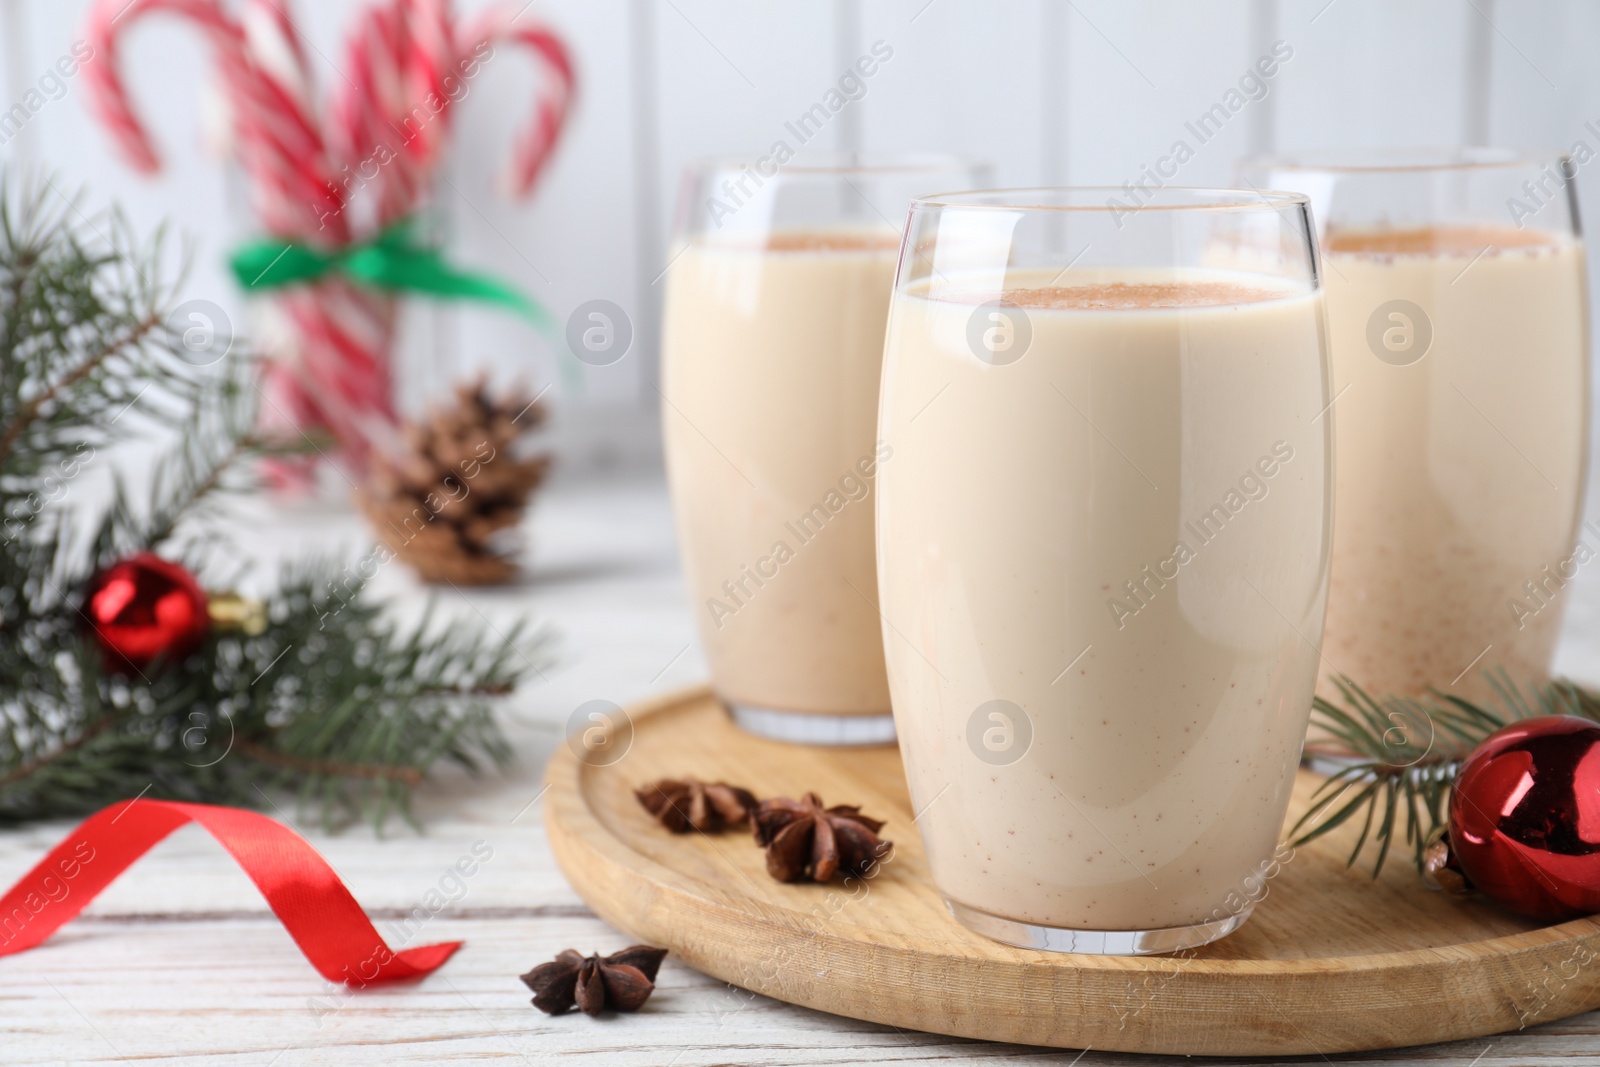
1448;715;1600;921
83;553;210;674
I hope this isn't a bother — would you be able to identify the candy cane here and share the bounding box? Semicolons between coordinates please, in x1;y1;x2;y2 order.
82;0;574;483
238;0;346;240
83;0;243;175
82;0;356;245
454;4;576;197
336;0;429;226
336;0;574;216
278;283;397;439
402;0;456;172
84;0;395;478
84;0;343;243
235;0;399;470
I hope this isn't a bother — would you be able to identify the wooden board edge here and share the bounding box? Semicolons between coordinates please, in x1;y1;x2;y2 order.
541;685;1600;1055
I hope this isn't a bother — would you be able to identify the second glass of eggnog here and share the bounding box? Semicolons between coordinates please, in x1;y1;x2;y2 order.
662;156;989;744
877;188;1333;953
1242;150;1589;743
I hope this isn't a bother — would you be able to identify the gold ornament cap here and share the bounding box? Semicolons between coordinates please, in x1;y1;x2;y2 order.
207;592;268;636
1422;825;1471;896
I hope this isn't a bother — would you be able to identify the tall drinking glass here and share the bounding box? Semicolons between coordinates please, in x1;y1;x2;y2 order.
1240;150;1588;732
877;188;1333;953
662;155;989;745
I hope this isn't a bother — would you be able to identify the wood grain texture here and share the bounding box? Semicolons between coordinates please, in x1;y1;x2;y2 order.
547;685;1600;1058
4;478;1600;1064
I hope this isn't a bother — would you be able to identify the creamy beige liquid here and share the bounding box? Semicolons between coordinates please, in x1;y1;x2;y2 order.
877;271;1331;930
1319;227;1588;710
661;230;899;715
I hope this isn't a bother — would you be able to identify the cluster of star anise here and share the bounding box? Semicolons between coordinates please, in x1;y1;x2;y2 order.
521;783;890;1018
634;777;892;884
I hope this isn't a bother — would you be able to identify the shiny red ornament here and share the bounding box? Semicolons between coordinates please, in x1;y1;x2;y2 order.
1447;715;1600;922
83;553;210;673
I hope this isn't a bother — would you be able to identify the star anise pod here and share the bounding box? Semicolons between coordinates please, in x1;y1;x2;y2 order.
752;792;892;883
635;777;758;833
519;945;668;1015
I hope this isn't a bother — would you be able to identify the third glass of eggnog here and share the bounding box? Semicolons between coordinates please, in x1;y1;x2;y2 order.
1242;150;1588;745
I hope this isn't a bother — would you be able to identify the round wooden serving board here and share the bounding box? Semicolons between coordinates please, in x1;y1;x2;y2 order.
544;686;1600;1056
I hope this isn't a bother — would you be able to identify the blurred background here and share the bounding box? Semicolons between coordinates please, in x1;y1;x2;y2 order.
5;0;1599;475
7;0;1600;701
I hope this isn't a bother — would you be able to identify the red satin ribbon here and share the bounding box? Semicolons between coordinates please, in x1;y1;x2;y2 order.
0;799;460;984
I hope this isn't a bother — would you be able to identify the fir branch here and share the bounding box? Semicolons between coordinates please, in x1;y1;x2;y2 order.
0;173;547;830
137;428;256;553
0;312;160;465
0;714;118;791
418;681;517;696
0;185;178;495
1291;670;1600;875
235;740;425;786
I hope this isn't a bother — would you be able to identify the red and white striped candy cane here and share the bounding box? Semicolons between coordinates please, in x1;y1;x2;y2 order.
85;0;345;242
236;0;336;238
335;0;433;226
454;2;576;198
401;0;456;174
335;0;575;219
83;0;398;480
238;0;398;472
83;0;245;175
84;0;575;483
324;0;575;471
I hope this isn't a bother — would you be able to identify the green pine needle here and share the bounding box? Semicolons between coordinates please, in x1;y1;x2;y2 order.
1;174;547;830
1291;670;1600;876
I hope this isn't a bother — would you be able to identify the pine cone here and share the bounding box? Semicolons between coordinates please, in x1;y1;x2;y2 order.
358;380;550;585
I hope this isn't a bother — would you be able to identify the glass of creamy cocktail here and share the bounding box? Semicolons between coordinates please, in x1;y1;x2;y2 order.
1241;150;1588;751
662;155;988;745
877;188;1332;953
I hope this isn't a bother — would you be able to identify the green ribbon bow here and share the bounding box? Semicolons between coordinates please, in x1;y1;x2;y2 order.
229;219;549;328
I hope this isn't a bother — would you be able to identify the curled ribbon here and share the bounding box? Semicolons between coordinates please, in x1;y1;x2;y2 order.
0;799;460;985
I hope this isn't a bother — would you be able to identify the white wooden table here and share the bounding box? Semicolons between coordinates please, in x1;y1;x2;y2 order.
5;471;1600;1066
